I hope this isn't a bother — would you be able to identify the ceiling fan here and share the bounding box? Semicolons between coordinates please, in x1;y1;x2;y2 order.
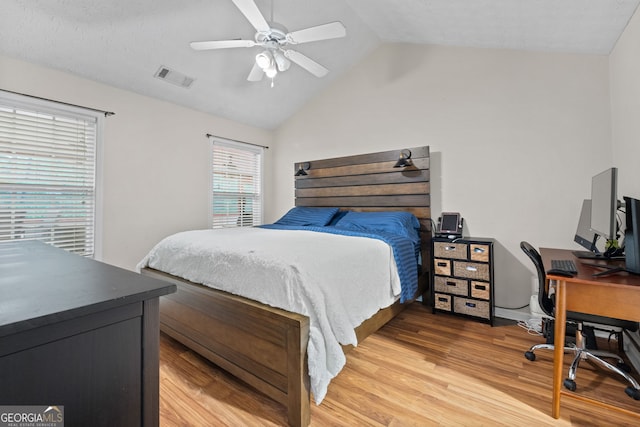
190;0;346;85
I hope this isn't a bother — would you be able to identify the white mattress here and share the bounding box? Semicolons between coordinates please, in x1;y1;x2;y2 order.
137;227;401;403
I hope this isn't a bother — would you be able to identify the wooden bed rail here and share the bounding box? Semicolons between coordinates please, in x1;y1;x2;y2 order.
141;268;311;426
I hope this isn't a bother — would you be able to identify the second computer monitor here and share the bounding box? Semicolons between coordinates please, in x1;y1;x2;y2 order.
574;199;599;254
590;167;618;240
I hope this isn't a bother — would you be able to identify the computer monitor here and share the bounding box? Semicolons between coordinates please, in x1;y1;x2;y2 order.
624;196;640;274
574;199;600;254
590;167;619;240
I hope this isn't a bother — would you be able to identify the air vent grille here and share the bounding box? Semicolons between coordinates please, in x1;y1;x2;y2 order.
154;66;195;88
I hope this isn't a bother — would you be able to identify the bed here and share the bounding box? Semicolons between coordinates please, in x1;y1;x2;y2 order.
139;146;432;426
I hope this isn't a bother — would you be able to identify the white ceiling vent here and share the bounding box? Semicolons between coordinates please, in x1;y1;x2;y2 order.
154;66;195;88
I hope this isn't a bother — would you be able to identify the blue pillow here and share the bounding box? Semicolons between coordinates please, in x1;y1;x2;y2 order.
327;209;349;226
334;211;421;244
274;207;340;226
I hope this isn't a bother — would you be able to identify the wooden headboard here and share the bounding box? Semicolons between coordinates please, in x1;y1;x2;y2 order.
293;146;431;297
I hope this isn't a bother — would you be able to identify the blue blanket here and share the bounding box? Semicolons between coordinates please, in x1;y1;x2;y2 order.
259;224;419;303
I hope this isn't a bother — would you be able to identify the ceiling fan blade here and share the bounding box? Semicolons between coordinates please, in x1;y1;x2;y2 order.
247;62;264;81
232;0;270;33
283;50;329;78
190;39;256;50
286;21;346;44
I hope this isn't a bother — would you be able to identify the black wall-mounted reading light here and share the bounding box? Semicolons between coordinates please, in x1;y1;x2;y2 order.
295;162;311;176
393;149;413;168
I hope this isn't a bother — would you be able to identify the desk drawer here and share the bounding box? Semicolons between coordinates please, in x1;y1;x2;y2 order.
434;242;468;260
434;259;452;276
434;276;468;296
470;244;490;262
454;297;490;319
453;261;490;281
470;281;490;300
434;293;452;311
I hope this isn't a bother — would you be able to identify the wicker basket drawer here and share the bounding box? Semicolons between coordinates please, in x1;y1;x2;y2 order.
434;276;468;296
453;297;490;319
434;242;468;260
434;293;452;311
470;281;490;300
434;258;452;276
470;244;490;262
453;261;490;281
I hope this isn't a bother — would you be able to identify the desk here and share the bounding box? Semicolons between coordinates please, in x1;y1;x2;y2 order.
540;247;640;419
0;241;176;426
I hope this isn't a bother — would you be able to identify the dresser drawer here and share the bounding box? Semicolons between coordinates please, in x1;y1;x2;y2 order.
470;243;490;262
434;276;468;296
434;258;452;276
470;281;490;300
434;293;452;311
453;261;490;281
434;242;468;260
453;297;490;319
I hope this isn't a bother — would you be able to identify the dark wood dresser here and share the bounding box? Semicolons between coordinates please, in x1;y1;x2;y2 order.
0;241;176;427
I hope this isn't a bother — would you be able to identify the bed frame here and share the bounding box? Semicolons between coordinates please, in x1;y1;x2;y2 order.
141;146;431;426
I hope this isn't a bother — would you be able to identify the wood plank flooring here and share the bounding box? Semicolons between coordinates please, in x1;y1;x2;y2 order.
159;303;640;426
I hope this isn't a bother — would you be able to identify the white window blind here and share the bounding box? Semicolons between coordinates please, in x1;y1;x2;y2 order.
211;138;263;228
0;94;99;256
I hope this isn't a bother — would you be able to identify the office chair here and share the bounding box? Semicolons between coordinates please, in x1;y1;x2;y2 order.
520;241;640;400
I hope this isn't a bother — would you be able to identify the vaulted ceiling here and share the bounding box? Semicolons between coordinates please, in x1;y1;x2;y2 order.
1;0;638;129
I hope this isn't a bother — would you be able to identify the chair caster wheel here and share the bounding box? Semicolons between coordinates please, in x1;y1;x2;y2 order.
625;386;640;400
524;351;536;361
617;361;631;373
563;379;576;392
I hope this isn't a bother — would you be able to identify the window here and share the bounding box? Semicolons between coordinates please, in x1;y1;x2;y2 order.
210;137;263;228
0;91;102;257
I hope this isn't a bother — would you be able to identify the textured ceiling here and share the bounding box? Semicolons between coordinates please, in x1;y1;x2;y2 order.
1;0;638;130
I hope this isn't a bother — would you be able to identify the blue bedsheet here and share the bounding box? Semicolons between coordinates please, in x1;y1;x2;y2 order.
259;224;419;303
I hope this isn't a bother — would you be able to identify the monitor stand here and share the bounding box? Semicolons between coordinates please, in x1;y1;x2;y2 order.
582;262;627;277
591;266;626;277
573;250;625;260
573;250;602;259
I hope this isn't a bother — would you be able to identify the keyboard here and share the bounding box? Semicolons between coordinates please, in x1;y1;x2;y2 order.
551;259;578;273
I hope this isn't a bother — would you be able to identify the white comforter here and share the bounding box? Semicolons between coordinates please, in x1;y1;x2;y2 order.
137;227;401;403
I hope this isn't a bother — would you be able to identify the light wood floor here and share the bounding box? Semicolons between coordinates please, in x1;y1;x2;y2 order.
159;303;640;426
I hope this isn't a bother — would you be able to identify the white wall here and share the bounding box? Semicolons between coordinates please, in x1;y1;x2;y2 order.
272;44;612;309
610;6;640;199
2;36;624;311
0;54;272;271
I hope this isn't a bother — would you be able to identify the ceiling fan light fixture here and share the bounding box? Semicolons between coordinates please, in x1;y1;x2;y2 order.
255;50;273;70
273;51;290;72
265;64;278;78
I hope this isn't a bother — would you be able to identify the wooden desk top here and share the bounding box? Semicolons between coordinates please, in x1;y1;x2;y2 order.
0;241;176;337
540;247;640;288
541;247;640;322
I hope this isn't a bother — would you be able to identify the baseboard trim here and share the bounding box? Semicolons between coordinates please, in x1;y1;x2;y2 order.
495;307;533;322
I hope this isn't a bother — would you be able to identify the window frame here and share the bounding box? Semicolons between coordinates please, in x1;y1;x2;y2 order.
0;90;104;258
209;136;264;229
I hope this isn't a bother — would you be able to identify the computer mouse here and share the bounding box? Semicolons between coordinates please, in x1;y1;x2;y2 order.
546;269;575;277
